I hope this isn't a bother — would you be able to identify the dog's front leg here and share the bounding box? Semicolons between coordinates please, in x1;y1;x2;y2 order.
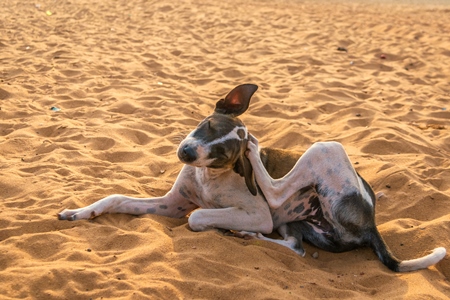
58;191;198;221
188;207;273;234
246;137;287;209
58;166;200;221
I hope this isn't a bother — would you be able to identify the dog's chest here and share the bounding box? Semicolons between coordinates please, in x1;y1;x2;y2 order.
192;168;254;209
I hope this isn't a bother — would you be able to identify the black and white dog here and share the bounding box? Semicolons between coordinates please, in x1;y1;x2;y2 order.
58;84;446;272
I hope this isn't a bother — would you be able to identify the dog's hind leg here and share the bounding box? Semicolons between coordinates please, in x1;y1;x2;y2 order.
247;139;368;210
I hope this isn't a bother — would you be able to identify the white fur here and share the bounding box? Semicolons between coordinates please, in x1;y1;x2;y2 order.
399;247;447;272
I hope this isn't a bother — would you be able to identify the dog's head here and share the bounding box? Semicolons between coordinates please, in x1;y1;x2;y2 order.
177;84;258;195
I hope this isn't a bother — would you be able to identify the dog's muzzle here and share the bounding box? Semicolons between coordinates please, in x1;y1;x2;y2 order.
178;145;198;163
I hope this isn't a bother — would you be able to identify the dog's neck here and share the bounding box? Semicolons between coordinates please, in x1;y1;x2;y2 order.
195;166;234;183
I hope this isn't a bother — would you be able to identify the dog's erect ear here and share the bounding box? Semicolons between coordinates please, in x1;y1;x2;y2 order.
234;141;257;196
215;84;258;117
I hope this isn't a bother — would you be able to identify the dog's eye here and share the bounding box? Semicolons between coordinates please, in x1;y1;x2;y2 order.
215;146;228;159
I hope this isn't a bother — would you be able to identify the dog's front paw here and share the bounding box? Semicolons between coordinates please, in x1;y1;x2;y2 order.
245;139;259;161
57;208;95;221
57;209;78;221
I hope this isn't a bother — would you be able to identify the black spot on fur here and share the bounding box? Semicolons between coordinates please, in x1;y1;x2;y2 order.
237;128;246;139
179;187;189;199
147;208;156;214
326;168;333;176
177;206;187;212
293;203;305;214
159;205;168;209
284;202;291;211
299;185;314;194
320;147;329;154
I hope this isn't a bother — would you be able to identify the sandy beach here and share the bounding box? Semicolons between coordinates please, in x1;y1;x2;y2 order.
1;0;449;298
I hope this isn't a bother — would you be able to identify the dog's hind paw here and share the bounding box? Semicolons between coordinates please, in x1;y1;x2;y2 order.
294;246;306;257
286;236;306;257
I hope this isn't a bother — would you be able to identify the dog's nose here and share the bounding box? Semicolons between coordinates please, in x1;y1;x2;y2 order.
179;145;197;163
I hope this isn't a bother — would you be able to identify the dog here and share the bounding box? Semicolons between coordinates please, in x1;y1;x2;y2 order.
58;84;446;272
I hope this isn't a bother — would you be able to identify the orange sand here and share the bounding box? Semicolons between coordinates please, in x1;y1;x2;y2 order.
1;0;449;299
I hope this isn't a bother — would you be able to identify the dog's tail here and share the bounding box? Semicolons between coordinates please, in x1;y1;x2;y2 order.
369;229;446;272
